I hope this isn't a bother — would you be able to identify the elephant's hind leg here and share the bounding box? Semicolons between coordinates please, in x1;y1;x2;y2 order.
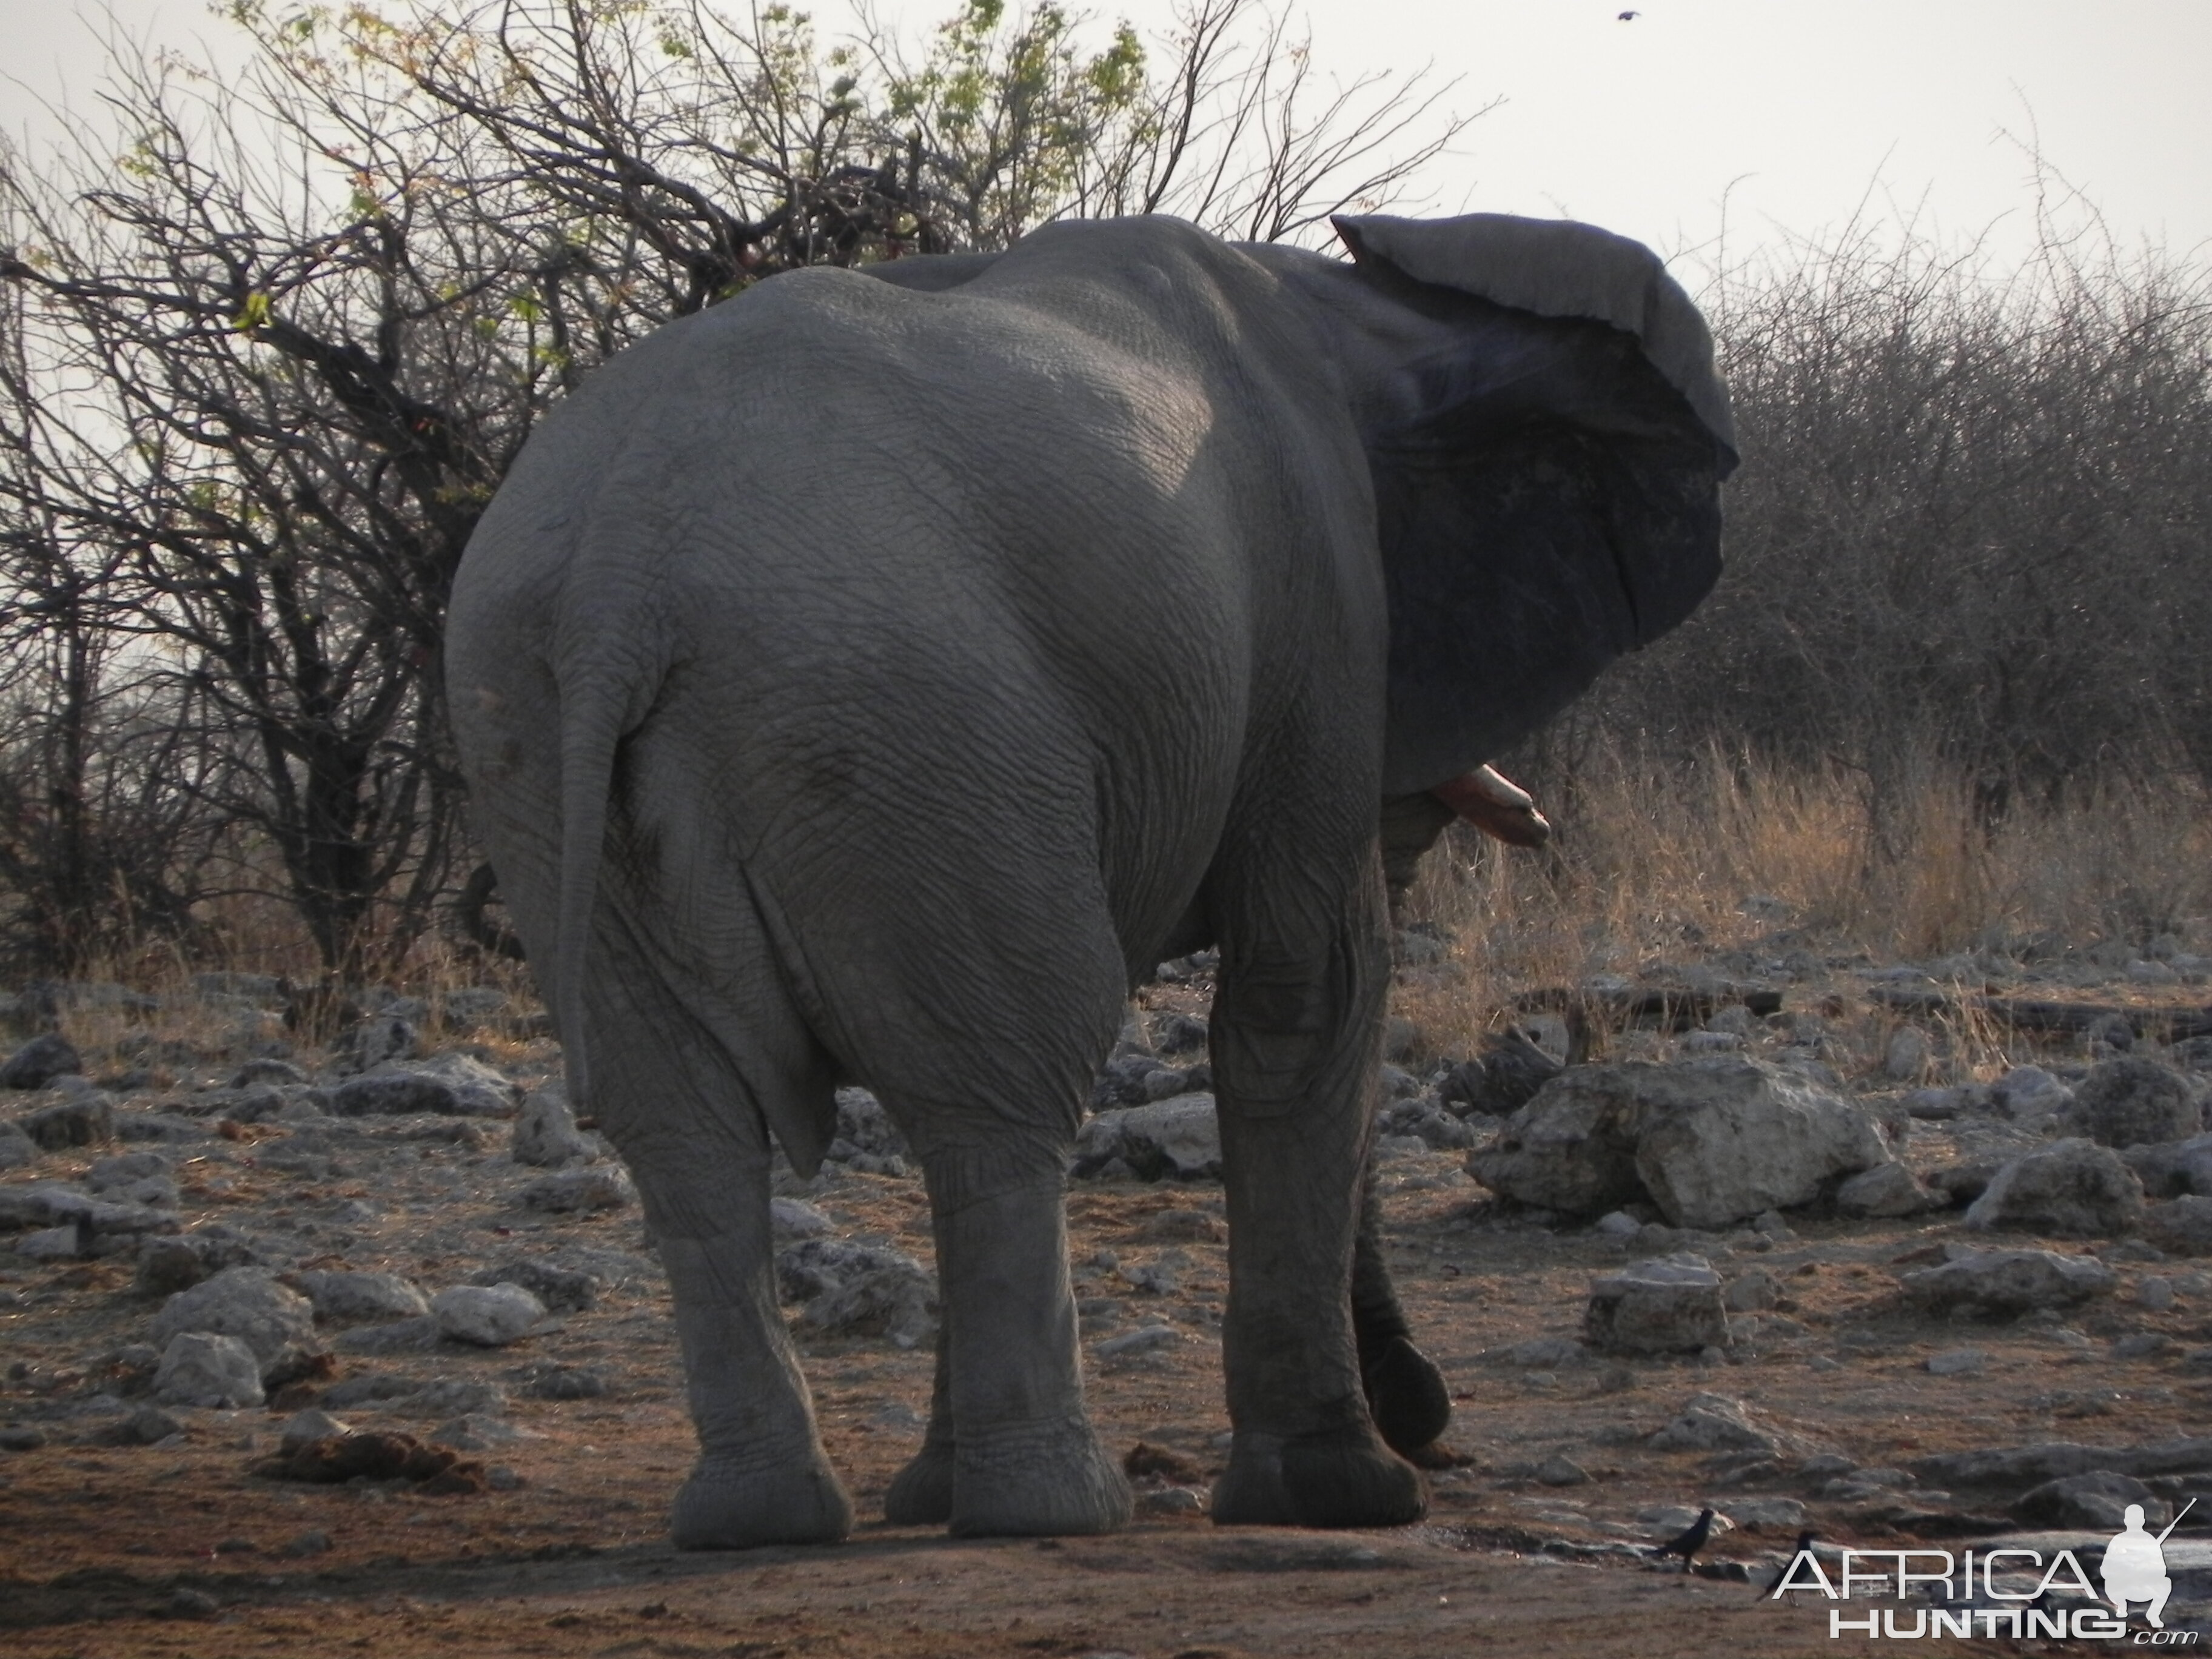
930;1170;1132;1537
817;881;1133;1537
660;1230;854;1550
583;930;851;1550
877;1107;1133;1537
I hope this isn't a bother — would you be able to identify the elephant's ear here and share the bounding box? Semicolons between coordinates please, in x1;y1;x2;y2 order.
1329;213;1736;796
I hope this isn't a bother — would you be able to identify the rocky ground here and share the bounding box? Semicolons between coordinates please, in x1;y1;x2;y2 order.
4;931;2212;1658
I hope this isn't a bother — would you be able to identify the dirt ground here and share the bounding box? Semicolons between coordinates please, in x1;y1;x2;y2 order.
5;966;2211;1658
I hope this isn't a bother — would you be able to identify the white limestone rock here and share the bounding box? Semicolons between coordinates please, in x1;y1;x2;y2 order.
152;1332;264;1409
1964;1139;2146;1238
1470;1058;1892;1227
511;1082;598;1168
290;1270;431;1326
1076;1094;1222;1181
1897;1247;2118;1315
1584;1253;1731;1355
431;1283;547;1347
1632;1060;1893;1228
149;1267;321;1375
1835;1161;1942;1218
517;1164;634;1213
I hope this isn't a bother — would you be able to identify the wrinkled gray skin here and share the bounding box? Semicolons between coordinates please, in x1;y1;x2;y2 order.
448;212;1735;1547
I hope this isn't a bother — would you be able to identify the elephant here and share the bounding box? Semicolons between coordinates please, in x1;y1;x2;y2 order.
446;209;1736;1548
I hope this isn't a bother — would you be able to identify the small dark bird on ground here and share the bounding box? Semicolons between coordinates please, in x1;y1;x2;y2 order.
1764;1530;1818;1595
1649;1507;1715;1572
1618;10;1641;19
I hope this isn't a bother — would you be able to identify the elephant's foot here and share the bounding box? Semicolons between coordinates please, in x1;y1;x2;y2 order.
1361;1335;1452;1456
1210;1425;1426;1529
669;1450;854;1550
883;1439;955;1525
948;1414;1132;1538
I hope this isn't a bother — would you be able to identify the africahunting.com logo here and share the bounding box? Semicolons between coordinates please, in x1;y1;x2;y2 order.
1772;1500;2201;1643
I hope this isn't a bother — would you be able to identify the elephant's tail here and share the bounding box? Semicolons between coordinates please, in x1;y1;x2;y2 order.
551;626;669;1114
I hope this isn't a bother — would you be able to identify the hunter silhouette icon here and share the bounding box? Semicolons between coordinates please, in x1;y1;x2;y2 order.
2103;1498;2194;1627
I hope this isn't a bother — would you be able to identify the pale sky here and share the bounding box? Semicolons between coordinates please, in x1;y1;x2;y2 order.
2;0;2207;269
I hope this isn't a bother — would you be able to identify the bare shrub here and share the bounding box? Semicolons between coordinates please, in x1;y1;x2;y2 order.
1572;187;2212;810
0;0;1470;979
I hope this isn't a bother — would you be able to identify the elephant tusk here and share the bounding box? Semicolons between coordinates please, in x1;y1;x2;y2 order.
1432;764;1552;848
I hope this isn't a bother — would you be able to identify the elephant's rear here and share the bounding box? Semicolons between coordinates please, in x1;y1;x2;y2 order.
448;342;856;1180
448;250;1286;1158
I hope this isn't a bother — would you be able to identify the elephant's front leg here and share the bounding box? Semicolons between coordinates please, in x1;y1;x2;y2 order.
1352;1164;1453;1456
894;1159;1131;1537
1207;843;1426;1529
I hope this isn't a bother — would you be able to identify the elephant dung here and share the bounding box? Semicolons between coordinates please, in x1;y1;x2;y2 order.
1895;1247;2118;1315
1468;1057;1892;1228
1963;1139;2146;1238
1075;1094;1222;1181
1583;1253;1730;1355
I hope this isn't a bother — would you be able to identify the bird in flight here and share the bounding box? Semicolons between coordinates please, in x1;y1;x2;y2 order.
1618;9;1641;18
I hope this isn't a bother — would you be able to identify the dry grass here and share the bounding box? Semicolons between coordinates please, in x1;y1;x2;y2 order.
22;919;545;1083
22;748;2210;1093
1396;743;2212;1061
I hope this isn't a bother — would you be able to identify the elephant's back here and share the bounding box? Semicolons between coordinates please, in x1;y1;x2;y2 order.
688;270;1264;943
454;227;1378;974
539;256;1256;731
